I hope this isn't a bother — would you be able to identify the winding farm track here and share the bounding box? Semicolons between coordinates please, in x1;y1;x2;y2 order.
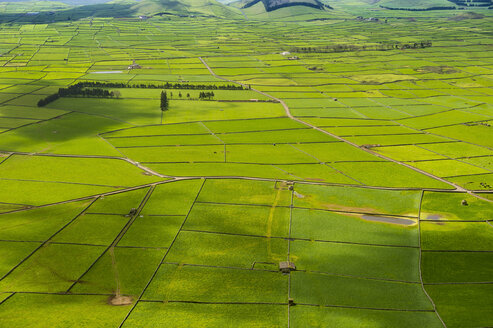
198;57;493;203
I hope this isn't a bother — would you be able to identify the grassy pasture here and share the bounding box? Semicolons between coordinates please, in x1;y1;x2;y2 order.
104;122;210;137
0;294;132;327
421;221;493;251
291;271;433;310
123;302;286;327
120;144;225;163
448;173;493;191
0;241;40;279
374;145;448;161
146;162;293;180
0;243;105;293
411;159;489;177
290;240;420;281
0;200;90;241
52;214;129;245
143;264;287;303
117;215;185;248
426;285;493;328
0;155;160;187
0;112;129;156
420;190;493;221
72;247;164;296
165;231;288;268
87;188;150;215
163;100;286;123
198;179;292;206
48;97;162;126
0;9;492;328
331;161;453;189
291;208;418;247
422;252;493;283
290;306;443;328
184;203;290;237
293;184;422;216
0;179;116;206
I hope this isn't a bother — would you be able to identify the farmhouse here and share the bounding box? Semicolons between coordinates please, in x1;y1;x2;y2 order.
128;60;142;70
279;261;296;273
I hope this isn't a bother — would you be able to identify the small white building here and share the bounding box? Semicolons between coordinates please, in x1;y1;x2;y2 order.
128;60;142;70
281;51;291;56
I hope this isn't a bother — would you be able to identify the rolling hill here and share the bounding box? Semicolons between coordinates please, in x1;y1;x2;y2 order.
130;0;243;17
0;0;245;19
242;0;329;11
355;0;491;10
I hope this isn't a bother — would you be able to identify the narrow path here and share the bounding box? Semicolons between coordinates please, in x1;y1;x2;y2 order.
198;57;493;203
417;191;447;327
239;8;249;20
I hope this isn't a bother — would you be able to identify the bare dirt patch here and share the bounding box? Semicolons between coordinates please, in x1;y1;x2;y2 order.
108;295;133;306
361;215;416;226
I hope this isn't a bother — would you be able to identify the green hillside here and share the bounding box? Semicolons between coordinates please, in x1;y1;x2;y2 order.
242;0;328;11
237;0;339;20
0;0;245;20
378;0;456;9
131;0;242;17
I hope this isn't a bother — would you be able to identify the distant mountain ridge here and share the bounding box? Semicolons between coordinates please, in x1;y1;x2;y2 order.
0;0;112;3
242;0;329;11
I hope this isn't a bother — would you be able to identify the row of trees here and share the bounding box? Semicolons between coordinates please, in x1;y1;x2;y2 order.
159;90;214;110
71;81;243;90
37;93;60;107
198;91;215;100
291;41;432;53
37;80;239;107
38;85;120;107
58;84;116;98
380;5;456;11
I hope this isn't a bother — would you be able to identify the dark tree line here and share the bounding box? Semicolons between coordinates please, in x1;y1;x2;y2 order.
379;5;457;11
67;81;243;90
37;93;60;107
291;41;432;54
198;91;215;100
38;84;118;107
58;85;114;98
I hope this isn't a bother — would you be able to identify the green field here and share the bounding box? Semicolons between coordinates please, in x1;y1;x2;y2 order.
0;1;491;327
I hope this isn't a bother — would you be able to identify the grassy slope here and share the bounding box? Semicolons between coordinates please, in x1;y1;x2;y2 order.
130;0;243;18
378;0;456;9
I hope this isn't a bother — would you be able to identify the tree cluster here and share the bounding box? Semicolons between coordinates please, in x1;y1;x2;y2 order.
58;85;113;98
37;93;60;107
291;41;432;54
198;91;215;100
38;84;119;107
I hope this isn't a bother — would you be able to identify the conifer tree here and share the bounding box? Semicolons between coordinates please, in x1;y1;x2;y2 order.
161;91;169;111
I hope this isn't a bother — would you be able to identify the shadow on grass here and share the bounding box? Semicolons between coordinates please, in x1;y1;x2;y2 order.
0;3;137;24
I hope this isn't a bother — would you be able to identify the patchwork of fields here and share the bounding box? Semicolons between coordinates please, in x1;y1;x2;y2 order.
0;7;492;328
